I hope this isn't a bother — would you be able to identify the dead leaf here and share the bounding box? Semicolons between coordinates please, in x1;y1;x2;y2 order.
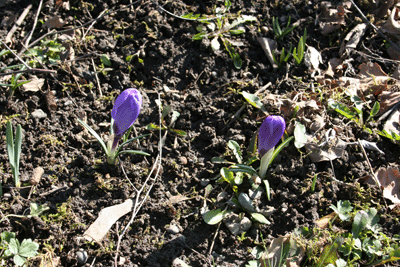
167;195;190;204
260;234;305;267
381;7;400;38
83;199;133;242
383;107;400;138
258;37;278;69
21;76;45;92
339;23;367;56
44;15;66;29
319;4;347;35
304;46;322;76
315;212;336;229
375;166;400;208
374;0;395;19
358;62;388;78
305;137;347;163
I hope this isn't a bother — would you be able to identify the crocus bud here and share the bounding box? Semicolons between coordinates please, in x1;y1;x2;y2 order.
111;88;142;136
258;115;285;156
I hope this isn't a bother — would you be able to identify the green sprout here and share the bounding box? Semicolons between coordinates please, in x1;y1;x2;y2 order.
6;121;22;188
293;28;307;65
272;16;297;41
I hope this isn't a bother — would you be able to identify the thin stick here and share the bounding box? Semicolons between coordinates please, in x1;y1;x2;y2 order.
91;58;102;97
5;4;32;45
82;9;109;41
25;0;43;47
0;40;31;69
357;139;388;208
349;0;400;52
0;68;56;77
208;221;222;255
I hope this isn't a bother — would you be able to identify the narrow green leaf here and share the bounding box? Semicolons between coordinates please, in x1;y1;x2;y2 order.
368;101;380;120
228;140;242;164
117;150;150;156
77;118;108;154
14;125;22;180
270;136;294;165
118;134;150;150
6;121;15;166
251;213;270;224
171;129;187;136
264;179;271;201
230;164;258;175
211;157;232;164
259;148;274;179
146;123;162;131
192;32;206;40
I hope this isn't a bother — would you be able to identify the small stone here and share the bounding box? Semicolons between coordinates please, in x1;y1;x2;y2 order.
172;258;189;267
179;156;188;165
261;26;269;34
30;167;44;185
211;71;218;77
167;224;180;235
31;109;47;119
224;213;252;235
200;179;209;187
3;193;12;200
76;249;88;265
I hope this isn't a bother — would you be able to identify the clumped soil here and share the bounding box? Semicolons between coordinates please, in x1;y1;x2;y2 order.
1;0;400;266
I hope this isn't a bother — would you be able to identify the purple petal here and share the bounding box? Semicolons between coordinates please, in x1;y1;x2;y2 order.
111;88;142;136
258;115;285;156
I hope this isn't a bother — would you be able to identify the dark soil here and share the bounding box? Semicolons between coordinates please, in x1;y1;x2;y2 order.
1;0;400;266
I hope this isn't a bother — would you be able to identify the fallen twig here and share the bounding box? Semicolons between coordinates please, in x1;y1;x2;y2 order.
349;0;400;52
5;4;32;45
24;0;43;47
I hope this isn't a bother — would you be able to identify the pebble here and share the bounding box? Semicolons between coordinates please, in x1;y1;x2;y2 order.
261;26;269;34
172;258;190;267
3;193;12;200
167;224;180;235
31;109;47;119
76;249;88;265
179;156;188;165
30;167;44;185
224;213;252;235
200;179;209;187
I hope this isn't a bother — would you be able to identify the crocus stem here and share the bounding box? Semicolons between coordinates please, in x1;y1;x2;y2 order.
111;135;121;151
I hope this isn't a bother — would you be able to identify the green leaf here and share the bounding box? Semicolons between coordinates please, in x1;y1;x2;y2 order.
171;129;187;136
264;180;270;201
330;200;352;221
192;32;206;40
13;254;27;266
161;105;171;120
228;140;242;164
6;121;15;167
234;172;243;185
352;210;369;238
29;203;49;217
221;167;234;184
77;118;108;155
19;239;39;258
203;209;226;225
100;54;112;67
294;122;307;149
317;237;344;266
242;91;265;111
8;238;20;255
117;150;150;157
229;29;245;35
259;148;274;179
146;123;162;131
269;136;294;167
367;101;380;121
230;164;258;175
211;157;232;164
251;213;270;224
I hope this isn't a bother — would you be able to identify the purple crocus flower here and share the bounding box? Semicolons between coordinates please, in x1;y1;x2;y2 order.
258;115;285;156
111;88;142;137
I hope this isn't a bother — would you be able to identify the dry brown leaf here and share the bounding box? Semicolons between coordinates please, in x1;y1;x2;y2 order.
44;15;66;29
83;199;133;242
319;4;346;35
305;138;347;163
358;62;388;78
378;90;400;116
375;166;400;208
258;37;278;69
167;195;190;204
21;76;45;92
315;212;336;229
374;0;395;19
260;235;305;267
339;23;368;56
381;7;400;38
